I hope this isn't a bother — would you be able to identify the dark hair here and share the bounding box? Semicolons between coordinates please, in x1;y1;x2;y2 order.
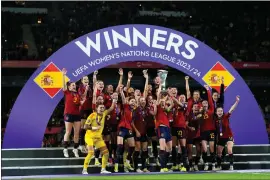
129;96;136;101
66;81;74;87
96;103;104;109
216;106;223;111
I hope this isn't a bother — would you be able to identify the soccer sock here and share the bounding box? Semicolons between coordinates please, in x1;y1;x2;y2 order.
83;150;94;169
181;146;187;163
127;147;135;162
202;152;208;164
133;151;140;170
165;151;171;167
95;149;100;158
217;156;222;167
80;129;86;145
152;140;158;158
222;149;226;158
115;144;124;164
111;144;117;159
210;152;216;164
104;141;111;158
177;153;182;165
74;143;79;149
159;150;166;169
63;141;69;149
228;154;234;166
101;149;109;169
141;151;148;169
195;156;200;165
172;146;177;166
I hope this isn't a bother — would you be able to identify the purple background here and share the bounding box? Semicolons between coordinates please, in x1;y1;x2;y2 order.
3;24;268;148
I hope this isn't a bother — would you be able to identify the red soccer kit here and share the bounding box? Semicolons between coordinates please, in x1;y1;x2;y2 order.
133;106;148;135
155;105;170;128
104;93;112;109
118;104;134;130
200;90;215;132
78;84;92;111
186;113;201;140
172;106;187;128
109;103;121;126
217;113;233;138
146;105;155;128
64;90;81;115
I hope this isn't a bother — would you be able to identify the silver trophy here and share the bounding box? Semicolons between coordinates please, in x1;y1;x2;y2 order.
157;69;168;93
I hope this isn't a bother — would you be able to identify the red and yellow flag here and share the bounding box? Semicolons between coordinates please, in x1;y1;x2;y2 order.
34;62;70;98
202;62;235;93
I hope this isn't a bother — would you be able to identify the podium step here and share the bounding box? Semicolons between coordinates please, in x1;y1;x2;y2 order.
2;154;270;167
2;145;270;158
2;162;270;176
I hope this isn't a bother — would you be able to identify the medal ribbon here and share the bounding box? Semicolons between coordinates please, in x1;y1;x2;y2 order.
219;118;223;136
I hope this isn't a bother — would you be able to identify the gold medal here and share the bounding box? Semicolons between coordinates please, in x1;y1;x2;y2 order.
220;133;223;136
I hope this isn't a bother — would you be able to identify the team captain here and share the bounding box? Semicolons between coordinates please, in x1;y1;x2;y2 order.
82;97;117;174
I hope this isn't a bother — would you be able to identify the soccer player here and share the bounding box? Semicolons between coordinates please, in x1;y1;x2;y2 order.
200;85;216;170
145;95;159;166
62;68;86;158
186;103;203;171
153;84;174;173
185;76;203;115
216;96;240;171
212;76;226;161
78;76;92;153
114;85;136;173
82;98;117;174
171;94;188;172
133;97;150;173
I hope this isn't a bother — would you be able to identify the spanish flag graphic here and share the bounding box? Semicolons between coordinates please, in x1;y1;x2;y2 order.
202;62;235;93
34;62;70;98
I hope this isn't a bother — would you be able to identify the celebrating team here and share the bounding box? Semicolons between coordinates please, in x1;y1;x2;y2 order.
61;68;240;174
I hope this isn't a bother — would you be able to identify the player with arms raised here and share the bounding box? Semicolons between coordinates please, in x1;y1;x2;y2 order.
216;96;240;171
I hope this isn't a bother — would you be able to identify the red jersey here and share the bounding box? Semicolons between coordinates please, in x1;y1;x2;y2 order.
109;103;121;125
217;113;233;138
155;105;170;128
96;89;104;97
172;105;187;128
64;90;80;115
104;93;112;109
78;84;92;111
201;90;215;132
118;104;134;130
133;106;148;135
187;97;202;116
186;112;201;139
146;105;155;128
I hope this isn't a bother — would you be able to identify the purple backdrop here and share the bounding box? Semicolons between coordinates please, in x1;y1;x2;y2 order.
3;24;268;148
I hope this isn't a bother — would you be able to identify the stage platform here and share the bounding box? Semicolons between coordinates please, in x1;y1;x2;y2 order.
2;145;270;176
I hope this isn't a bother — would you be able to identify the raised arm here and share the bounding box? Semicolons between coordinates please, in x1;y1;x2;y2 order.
219;76;225;107
185;76;191;99
143;69;149;98
205;85;214;113
93;70;98;89
62;68;67;91
151;100;158;116
92;82;98;105
229;95;240;114
116;68;123;93
156;83;162;105
120;85;127;105
125;71;133;92
107;99;117;114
